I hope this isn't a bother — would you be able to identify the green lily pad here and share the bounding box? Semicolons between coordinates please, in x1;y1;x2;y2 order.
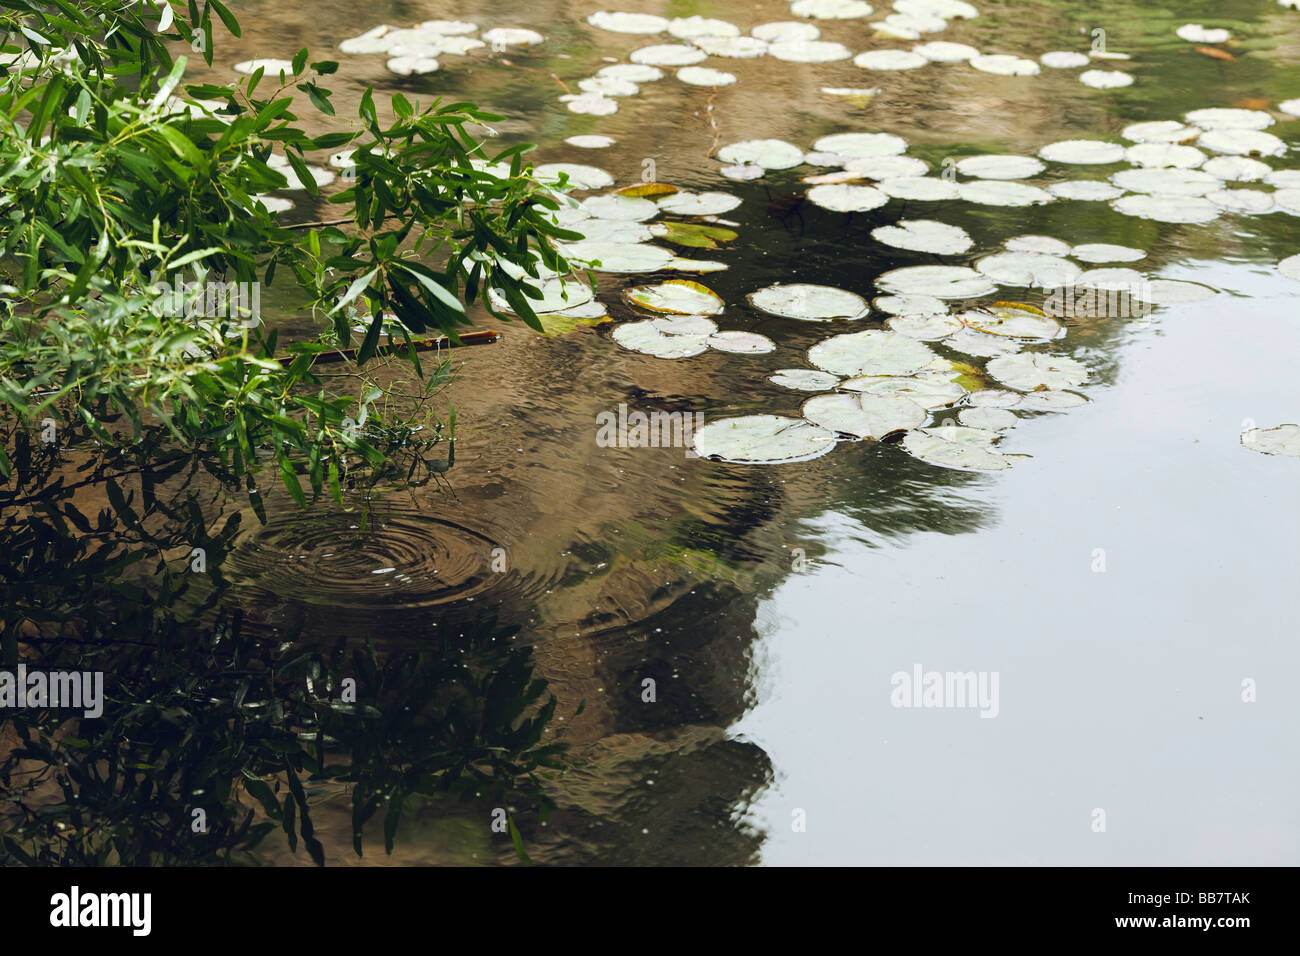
691;415;838;463
748;283;869;321
802;393;927;439
809;329;936;376
903;425;1023;471
625;279;724;314
987;352;1088;390
1241;424;1300;457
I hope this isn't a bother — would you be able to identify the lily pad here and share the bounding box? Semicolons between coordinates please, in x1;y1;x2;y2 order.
872;219;973;254
1005;235;1071;256
809;329;936;376
753;21;821;42
1176;24;1231;42
1124;143;1206;168
653;315;718;335
813;132;908;159
954;154;1045;179
903;425;1020;470
721;164;765;181
581;194;659;220
748;283;869;320
885;313;963;339
1111;194;1220;223
1139;279;1215;303
770;40;852;62
1241;424;1300;457
802;393;926;439
629;44;708;66
987;352;1088;390
874;293;947;315
769;368;842;390
1279;254;1300;282
1018;389;1088;410
559;240;676;272
1040;51;1090;68
1201;156;1271;181
587;12;670;34
1207;189;1274;213
482;28;544;46
913;41;980;62
962;305;1062;338
1122;120;1200;143
1198;129;1286;157
535;163;615;189
842;156;929;178
975;253;1082;287
692;36;770;57
597;63;664;81
841;374;965;408
969;54;1040;75
1047;180;1125;200
625;279;724;314
1185;107;1274;131
708;330;775;353
942;327;1025;358
657;191;742;216
718;139;805;170
1039;140;1126;164
648;221;739;249
790;0;875;19
1079;69;1133;88
854;49;928;69
234;58;295;76
668;16;740;38
959;181;1053;206
612;321;710;358
878;177;961;200
565;135;616;149
489;278;593;314
1112;167;1219;195
877;265;996;298
560;94;619;115
691;415;838;463
967;389;1022;408
957;406;1018;431
1071;243;1145;263
677;66;738;85
807;184;889;212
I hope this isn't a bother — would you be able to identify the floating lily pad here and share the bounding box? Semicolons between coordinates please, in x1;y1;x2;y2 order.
630;44;708;66
718;138;805;169
967;388;1022;408
1265;171;1300;189
720;164;765;181
653;315;718;335
565;135;616;149
251;194;294;213
877;265;996;298
854;49;928;70
809;329;936;376
612;320;710;358
657;191;742;216
1018;389;1088;410
668;15;740;38
903;426;1020;470
959;181;1053;206
955;154;1046;179
962;305;1062;338
1111;194;1220;222
877;177;961;200
1241;424;1300;457
691;415;838;463
482;27;544;46
987;352;1088;390
581;194;659;220
1071;243;1145;262
1201;156;1270;182
560;93;618;115
807;183;889;212
578;75;639;96
791;0;875;19
813;132;908;158
1207;189;1274;213
843;155;929;178
1176;24;1231;42
885;313;963;339
577;219;654;242
958;406;1018;431
693;35;770;57
597;63;664;81
1125;143;1205;168
1039;140;1126;164
1047;180;1125;200
753;21;821;42
677;66;737;85
1079;69;1132;88
748;283;869;320
1121;120;1200;143
1005;235;1071;256
489;278;594;314
872;219;973;254
1278;190;1300;216
587;12;670;34
234;58;295;76
975;253;1082;287
559;240;675;272
625;279;724;314
1279;254;1300;282
803;393;926;439
1198;129;1286;157
769;368;842;390
771;40;852;61
841;374;965;408
874;294;947;315
708;330;775;353
1040;51;1090;68
648;221;739;249
535;163;615;189
970;54;1040;75
942;327;1024;358
386;54;440;75
913;41;980;62
1186;107;1274;131
1112;167;1219;196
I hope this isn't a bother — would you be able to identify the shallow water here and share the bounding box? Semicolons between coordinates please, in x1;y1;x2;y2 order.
8;0;1300;865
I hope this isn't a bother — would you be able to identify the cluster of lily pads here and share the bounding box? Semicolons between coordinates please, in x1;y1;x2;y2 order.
324;20;543;77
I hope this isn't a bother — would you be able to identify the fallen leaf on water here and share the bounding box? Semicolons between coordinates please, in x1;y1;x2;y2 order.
617;182;679;198
1233;98;1270;109
1194;46;1235;61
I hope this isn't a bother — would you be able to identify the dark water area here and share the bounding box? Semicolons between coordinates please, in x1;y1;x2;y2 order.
3;0;1299;866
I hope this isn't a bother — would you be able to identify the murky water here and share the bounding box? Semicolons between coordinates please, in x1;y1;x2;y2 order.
5;0;1300;865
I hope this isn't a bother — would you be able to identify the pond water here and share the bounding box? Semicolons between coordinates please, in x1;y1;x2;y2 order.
8;0;1300;865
